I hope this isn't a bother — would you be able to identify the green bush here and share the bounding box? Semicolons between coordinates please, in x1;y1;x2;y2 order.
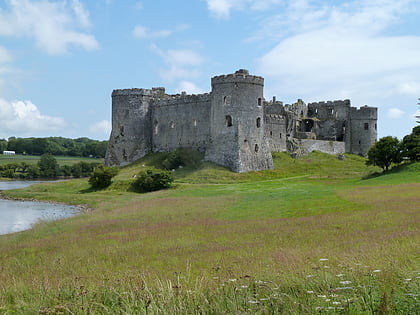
88;165;119;189
132;168;174;193
161;148;203;170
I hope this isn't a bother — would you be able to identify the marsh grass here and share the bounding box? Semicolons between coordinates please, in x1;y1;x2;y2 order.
0;152;419;313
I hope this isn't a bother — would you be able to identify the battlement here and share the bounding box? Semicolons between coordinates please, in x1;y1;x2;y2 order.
350;105;377;119
154;93;211;107
112;87;165;97
307;99;351;108
211;69;264;86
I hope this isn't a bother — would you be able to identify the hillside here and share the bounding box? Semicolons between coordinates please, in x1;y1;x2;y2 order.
0;152;419;314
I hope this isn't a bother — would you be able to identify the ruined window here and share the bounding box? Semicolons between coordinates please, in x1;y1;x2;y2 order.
364;122;369;130
256;117;261;128
303;119;314;132
270;131;273;136
119;125;124;136
358;140;361;144
375;123;377;130
280;133;282;138
171;121;175;129
258;98;262;106
254;144;259;153
223;96;231;105
225;115;233;127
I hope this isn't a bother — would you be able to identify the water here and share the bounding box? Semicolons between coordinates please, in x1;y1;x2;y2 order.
0;181;79;235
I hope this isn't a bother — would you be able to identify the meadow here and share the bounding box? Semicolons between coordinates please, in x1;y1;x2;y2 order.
0;152;419;314
0;154;103;167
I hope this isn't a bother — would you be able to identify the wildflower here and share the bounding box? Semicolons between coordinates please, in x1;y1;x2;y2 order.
317;295;326;298
404;278;412;281
306;274;314;278
259;298;269;301
336;274;344;277
228;278;237;282
319;258;329;262
307;290;314;294
332;301;341;305
372;269;381;273
239;285;248;289
324;265;330;268
325;299;331;302
248;300;259;304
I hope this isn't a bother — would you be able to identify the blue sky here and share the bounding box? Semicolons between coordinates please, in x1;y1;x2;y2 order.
0;0;419;141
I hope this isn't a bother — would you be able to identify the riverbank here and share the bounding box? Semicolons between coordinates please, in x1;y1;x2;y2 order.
0;153;418;313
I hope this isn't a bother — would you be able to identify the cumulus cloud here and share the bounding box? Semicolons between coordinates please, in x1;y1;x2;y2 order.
387;108;405;119
176;81;205;94
150;45;205;83
89;120;111;139
133;24;189;39
206;0;281;18
256;0;420;102
0;0;99;55
0;98;66;137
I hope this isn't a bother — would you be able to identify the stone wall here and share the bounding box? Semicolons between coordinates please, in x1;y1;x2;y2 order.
152;94;211;153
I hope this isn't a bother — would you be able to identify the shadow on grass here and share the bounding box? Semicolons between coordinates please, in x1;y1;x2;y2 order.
362;161;420;180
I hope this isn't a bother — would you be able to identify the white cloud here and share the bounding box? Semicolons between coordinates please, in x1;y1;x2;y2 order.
176;81;205;94
150;45;205;83
133;24;189;39
0;0;99;55
0;98;66;137
387;108;405;119
206;0;281;18
133;26;172;39
89;120;111;139
0;46;13;63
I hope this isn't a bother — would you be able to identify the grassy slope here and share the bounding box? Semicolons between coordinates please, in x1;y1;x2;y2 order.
0;152;419;313
0;154;103;167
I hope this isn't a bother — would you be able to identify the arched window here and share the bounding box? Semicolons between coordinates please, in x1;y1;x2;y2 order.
225;115;233;127
254;144;259;152
257;98;262;106
256;117;261;128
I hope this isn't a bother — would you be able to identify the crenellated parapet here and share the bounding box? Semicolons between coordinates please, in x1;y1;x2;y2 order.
350;105;378;120
211;69;264;87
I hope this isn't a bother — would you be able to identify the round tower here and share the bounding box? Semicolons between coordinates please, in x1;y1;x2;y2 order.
348;105;378;156
205;69;273;172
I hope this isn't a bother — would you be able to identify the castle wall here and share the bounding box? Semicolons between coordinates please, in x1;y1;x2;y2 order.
151;94;211;152
296;139;345;155
264;103;287;152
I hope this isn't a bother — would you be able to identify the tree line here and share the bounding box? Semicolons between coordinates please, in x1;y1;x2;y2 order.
0;137;108;158
0;153;100;179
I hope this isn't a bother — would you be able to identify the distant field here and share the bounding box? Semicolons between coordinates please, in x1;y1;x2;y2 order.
0;152;418;314
0;154;103;166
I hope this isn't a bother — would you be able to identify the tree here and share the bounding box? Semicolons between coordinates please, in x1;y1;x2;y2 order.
38;153;60;178
132;168;174;193
88;165;119;189
402;126;420;161
366;136;402;171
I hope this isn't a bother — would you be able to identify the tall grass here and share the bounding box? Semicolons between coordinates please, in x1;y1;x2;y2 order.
0;152;419;313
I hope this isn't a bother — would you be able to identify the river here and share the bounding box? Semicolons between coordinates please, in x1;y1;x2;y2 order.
0;181;79;235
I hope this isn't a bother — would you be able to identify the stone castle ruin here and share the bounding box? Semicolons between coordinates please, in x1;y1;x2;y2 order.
105;70;377;173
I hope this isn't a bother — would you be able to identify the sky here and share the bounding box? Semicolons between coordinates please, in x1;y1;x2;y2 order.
0;0;419;141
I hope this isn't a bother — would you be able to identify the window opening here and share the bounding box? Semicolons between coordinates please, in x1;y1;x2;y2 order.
225;115;233;127
256;117;261;128
254;144;259;153
154;120;158;135
364;123;369;130
193;119;197;127
258;98;262;106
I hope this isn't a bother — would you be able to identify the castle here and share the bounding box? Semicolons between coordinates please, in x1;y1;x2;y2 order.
105;69;377;173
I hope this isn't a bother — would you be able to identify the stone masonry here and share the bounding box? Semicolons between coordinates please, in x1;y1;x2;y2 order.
105;70;377;172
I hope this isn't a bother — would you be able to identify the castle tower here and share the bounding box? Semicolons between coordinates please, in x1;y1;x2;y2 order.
205;69;273;172
348;105;378;156
105;88;164;166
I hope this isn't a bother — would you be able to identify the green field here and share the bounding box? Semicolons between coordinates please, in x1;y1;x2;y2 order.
0;154;103;167
0;152;419;314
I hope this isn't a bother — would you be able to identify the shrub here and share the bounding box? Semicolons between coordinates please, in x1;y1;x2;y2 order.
38;153;60;178
132;168;174;193
88;165;119;189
